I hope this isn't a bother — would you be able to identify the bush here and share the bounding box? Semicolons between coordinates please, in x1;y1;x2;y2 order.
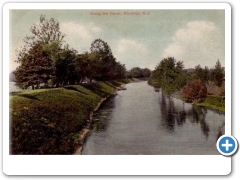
182;79;207;103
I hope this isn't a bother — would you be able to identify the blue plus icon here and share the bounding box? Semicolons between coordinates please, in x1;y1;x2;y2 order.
217;135;238;156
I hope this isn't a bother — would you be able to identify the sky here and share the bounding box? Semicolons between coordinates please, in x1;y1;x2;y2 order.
9;9;225;72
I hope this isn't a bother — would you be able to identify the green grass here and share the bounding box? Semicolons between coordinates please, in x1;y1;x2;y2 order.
194;96;225;112
10;80;125;154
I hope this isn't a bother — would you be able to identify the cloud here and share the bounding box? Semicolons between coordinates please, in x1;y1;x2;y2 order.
163;21;224;68
88;22;102;33
60;22;102;53
114;39;152;70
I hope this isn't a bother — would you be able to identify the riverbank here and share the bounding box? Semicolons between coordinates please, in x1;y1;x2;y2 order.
194;96;225;113
153;89;225;113
171;91;224;112
10;79;133;154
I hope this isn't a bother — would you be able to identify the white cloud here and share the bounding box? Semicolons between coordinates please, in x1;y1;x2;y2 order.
114;39;152;70
88;22;102;33
163;21;224;68
60;22;102;53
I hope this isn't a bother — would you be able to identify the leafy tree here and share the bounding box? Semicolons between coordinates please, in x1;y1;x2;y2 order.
14;43;52;89
195;65;203;79
73;52;93;84
127;67;151;78
114;62;126;79
141;68;151;77
194;65;210;82
129;67;143;78
202;66;210;82
182;79;207;103
212;60;224;86
14;16;127;88
17;15;65;63
53;46;77;86
148;57;186;94
89;39;126;80
90;39;116;80
14;15;71;88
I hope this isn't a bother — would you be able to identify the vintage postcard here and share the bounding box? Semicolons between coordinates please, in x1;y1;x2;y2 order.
3;2;232;175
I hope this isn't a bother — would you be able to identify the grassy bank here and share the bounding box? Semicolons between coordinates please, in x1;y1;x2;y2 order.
10;79;130;154
148;79;225;113
194;96;225;112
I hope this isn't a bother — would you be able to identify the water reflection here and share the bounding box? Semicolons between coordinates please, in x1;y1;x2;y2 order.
93;98;115;132
216;122;225;141
160;93;210;138
188;106;209;138
83;81;225;155
160;94;176;132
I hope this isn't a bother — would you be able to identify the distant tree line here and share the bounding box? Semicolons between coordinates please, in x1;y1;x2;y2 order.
192;60;224;86
148;57;225;102
14;15;126;89
126;67;151;78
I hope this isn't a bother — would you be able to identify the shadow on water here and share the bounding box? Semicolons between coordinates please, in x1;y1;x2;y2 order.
159;92;210;138
216;122;225;141
187;106;210;138
160;93;176;132
92;97;116;132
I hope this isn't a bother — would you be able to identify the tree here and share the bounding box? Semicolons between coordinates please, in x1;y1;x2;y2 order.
148;57;186;94
90;39;116;80
141;68;151;77
129;67;143;78
14;15;69;88
17;15;65;63
73;52;92;84
182;79;207;103
212;60;224;86
202;66;210;82
127;67;151;78
89;39;126;80
195;65;203;79
113;62;126;79
194;65;210;82
14;43;52;89
53;46;77;86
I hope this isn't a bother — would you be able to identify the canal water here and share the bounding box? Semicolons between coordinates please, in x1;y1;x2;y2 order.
82;81;225;155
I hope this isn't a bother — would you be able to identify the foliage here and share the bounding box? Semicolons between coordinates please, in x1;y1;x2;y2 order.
148;57;186;94
182;79;207;103
17;15;65;63
212;60;224;86
194;65;210;82
14;43;53;89
53;47;78;86
90;39;124;80
126;67;151;78
14;15;127;88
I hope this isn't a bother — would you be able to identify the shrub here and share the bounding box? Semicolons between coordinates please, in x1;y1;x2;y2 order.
182;79;207;103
